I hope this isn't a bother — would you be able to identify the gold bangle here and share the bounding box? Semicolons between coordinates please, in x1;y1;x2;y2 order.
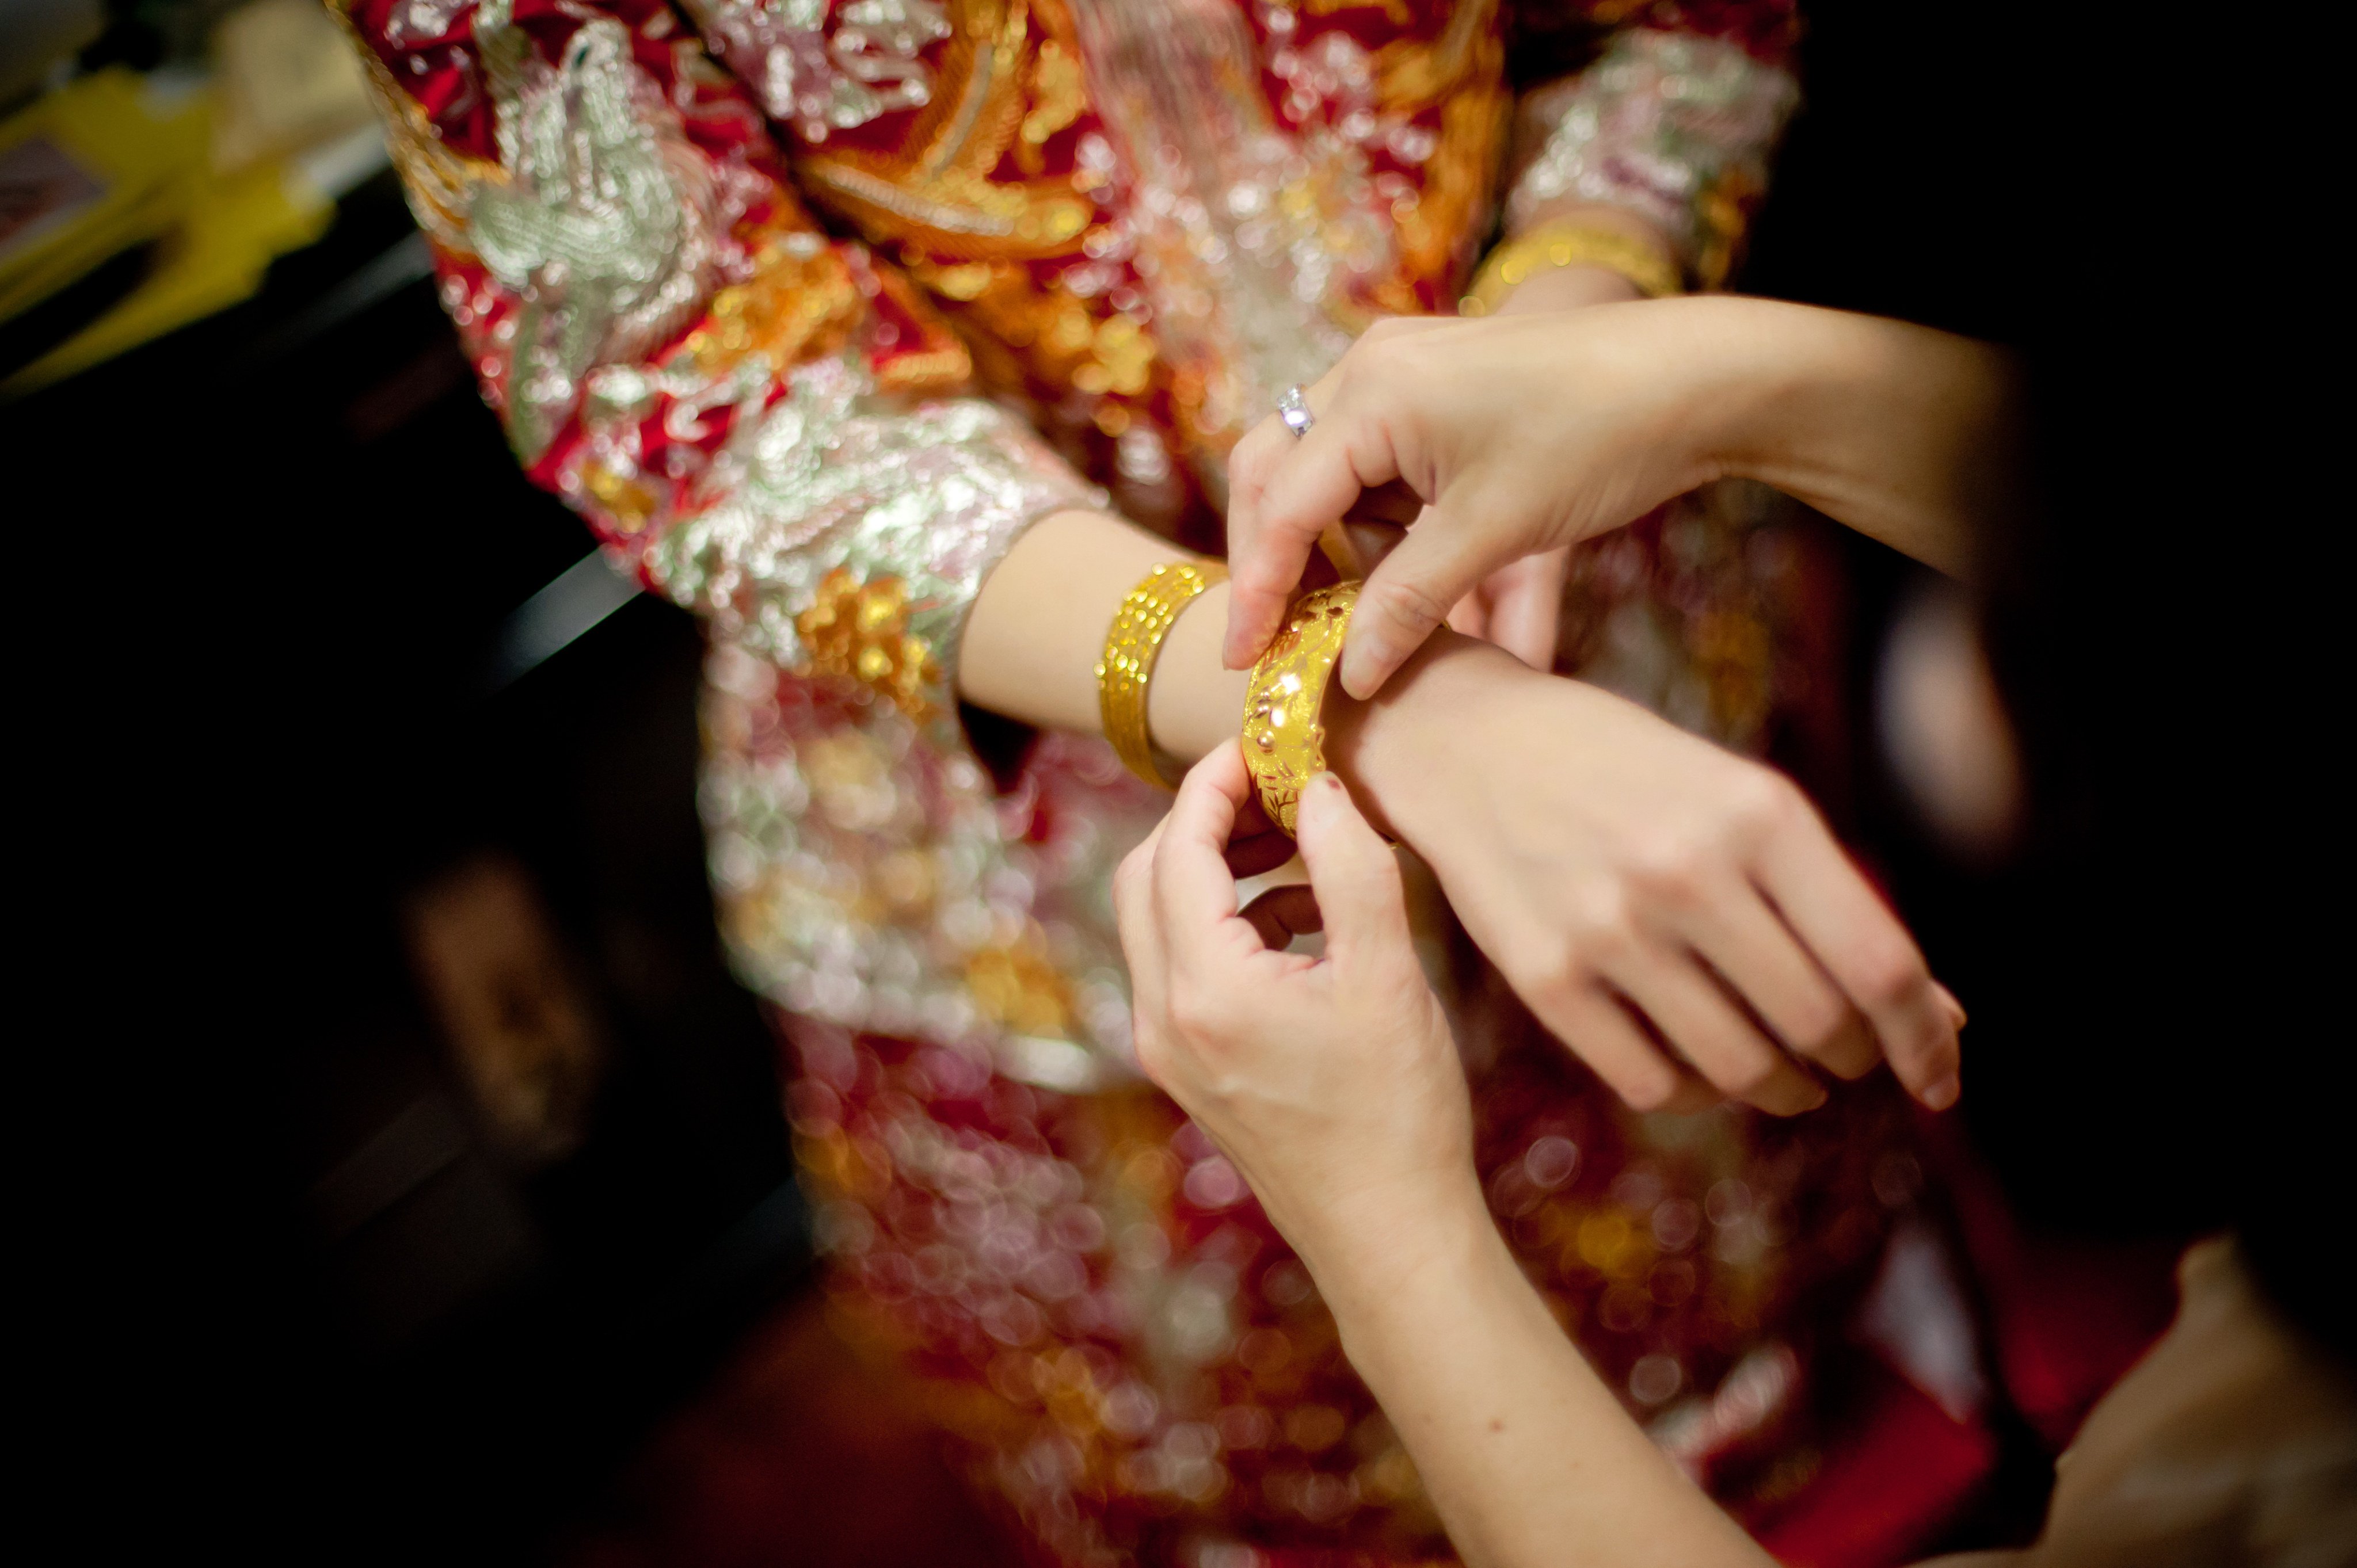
1240;580;1360;835
1097;560;1227;789
1459;221;1682;316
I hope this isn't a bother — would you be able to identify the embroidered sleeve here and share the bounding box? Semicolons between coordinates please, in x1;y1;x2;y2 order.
338;0;1099;739
1507;8;1800;288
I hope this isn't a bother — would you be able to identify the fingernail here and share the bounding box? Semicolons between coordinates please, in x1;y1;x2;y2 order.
1297;771;1344;831
1922;1074;1960;1111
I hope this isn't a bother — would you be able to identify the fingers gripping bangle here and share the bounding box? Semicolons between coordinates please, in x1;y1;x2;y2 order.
1241;581;1361;835
1098;560;1228;789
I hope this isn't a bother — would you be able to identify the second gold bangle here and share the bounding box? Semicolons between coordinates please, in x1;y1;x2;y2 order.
1459;221;1682;316
1097;560;1226;789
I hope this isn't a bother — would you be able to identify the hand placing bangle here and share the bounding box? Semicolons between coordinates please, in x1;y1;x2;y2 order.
1114;746;1473;1271
1223;298;2018;700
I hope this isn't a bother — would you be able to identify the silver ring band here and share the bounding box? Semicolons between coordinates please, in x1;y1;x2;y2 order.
1277;384;1314;439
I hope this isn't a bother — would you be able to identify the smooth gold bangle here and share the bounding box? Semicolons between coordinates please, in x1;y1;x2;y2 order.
1097;560;1227;789
1240;581;1360;835
1459;221;1682;316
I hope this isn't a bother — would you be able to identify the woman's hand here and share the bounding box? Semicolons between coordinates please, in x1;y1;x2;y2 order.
1225;299;2017;699
1114;744;1475;1270
1333;634;1965;1114
1226;306;1719;698
1440;247;1649;673
1117;745;1784;1568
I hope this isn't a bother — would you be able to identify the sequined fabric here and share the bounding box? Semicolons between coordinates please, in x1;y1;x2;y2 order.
787;1010;1917;1564
1506;27;1799;288
333;3;1925;1563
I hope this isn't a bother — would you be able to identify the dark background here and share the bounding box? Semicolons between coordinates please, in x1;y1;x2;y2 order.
17;166;818;1561
15;1;2332;1560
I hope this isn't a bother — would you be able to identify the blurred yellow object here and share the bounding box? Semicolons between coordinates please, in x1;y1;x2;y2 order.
3;154;337;395
0;0;379;396
0;68;209;324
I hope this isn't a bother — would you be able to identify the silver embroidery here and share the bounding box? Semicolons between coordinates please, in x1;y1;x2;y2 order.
470;0;717;459
646;353;1102;727
1507;29;1797;268
383;0;475;47
678;0;949;141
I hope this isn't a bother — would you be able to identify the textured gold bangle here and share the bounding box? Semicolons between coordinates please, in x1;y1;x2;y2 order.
1240;581;1360;835
1097;560;1227;789
1459;221;1682;316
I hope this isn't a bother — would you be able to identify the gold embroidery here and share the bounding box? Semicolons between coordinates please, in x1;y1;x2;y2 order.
798;157;1092;258
1376;2;1509;297
1016;39;1086;173
1372;0;1499;110
679;231;863;373
795;569;942;720
1307;0;1411;24
904;255;1163;411
582;463;660;532
1072;314;1154;397
795;0;1095;261
965;931;1075;1036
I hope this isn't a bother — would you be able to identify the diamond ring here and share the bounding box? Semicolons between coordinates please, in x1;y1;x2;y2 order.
1277;384;1314;438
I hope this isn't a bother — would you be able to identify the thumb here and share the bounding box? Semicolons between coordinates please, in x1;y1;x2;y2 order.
1293;772;1414;975
1339;501;1518;699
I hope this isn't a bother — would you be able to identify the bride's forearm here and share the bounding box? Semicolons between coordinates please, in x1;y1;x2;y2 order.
955;508;1249;755
957;513;1510;835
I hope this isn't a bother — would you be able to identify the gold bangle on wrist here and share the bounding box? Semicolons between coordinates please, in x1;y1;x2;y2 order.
1240;580;1360;835
1098;560;1227;789
1459;220;1682;316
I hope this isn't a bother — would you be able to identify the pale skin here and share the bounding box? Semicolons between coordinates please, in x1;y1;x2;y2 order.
1223;295;2027;700
1116;750;1779;1568
1117;751;2289;1568
960;238;1965;1116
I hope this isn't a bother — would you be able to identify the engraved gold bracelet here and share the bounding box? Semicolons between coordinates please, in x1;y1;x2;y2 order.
1458;221;1682;316
1240;581;1360;835
1097;560;1227;789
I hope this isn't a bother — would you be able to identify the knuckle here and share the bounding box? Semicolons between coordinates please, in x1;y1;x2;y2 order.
1114;845;1151;900
1368;573;1457;638
1712;1052;1780;1100
1130;1020;1170;1082
1625;837;1711;909
1566;884;1638;953
1783;995;1850;1055
1617;1063;1682;1113
1163;983;1235;1046
1503;936;1581;1000
1853;937;1928;1010
1725;768;1802;841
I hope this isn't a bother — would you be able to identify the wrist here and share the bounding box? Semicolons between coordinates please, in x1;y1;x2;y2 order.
1326;630;1540;847
1492;262;1645;315
1305;1170;1502;1357
1147;578;1250;764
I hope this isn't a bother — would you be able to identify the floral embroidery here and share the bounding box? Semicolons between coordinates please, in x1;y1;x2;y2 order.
795;567;943;720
